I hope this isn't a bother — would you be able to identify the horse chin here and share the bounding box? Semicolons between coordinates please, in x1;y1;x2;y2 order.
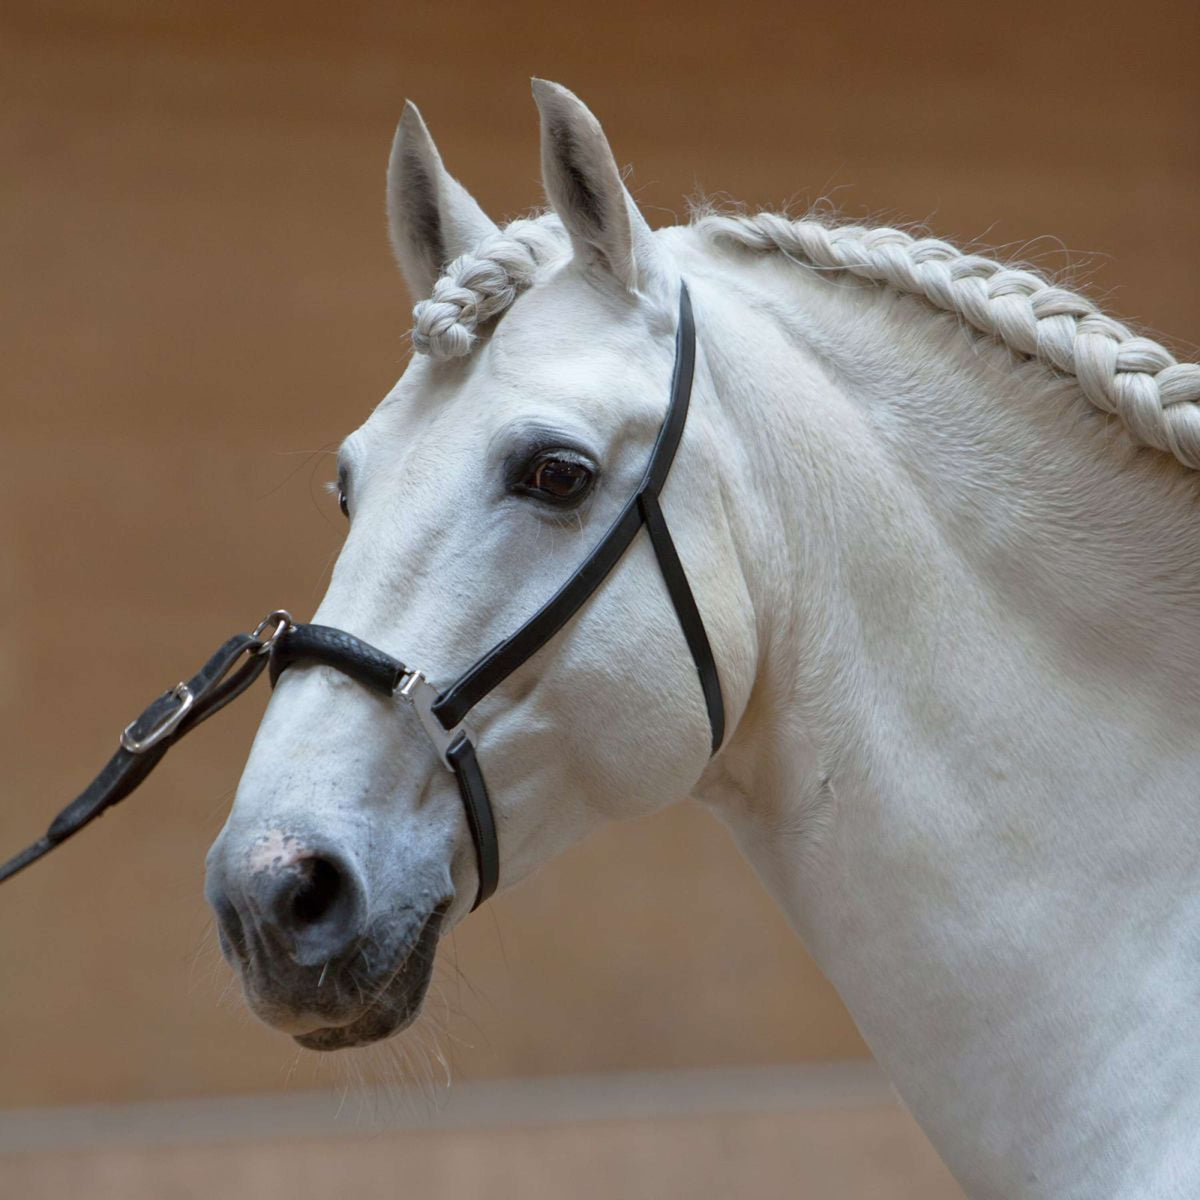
292;996;420;1050
290;903;445;1052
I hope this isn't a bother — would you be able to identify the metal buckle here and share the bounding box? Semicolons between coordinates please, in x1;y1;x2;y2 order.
397;670;476;770
120;683;195;754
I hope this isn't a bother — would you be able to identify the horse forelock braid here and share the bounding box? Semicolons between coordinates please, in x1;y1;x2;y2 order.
695;212;1200;471
412;217;567;359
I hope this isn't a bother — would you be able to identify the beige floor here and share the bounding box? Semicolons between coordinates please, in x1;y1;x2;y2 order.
3;1105;963;1200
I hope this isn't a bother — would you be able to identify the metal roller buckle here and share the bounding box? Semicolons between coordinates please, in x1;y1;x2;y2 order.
120;683;195;754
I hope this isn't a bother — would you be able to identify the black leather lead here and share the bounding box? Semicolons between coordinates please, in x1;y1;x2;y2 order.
0;633;269;885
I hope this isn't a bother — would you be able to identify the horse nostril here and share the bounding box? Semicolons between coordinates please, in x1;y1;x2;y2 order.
206;841;366;967
264;852;365;964
289;856;343;928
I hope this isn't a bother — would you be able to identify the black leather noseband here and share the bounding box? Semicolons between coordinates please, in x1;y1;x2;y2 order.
0;283;724;912
265;623;502;908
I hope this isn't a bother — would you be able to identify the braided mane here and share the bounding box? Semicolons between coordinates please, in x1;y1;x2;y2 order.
412;211;1200;472
412;216;566;357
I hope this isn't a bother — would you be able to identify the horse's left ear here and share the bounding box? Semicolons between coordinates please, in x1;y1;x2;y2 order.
387;101;499;301
532;80;668;299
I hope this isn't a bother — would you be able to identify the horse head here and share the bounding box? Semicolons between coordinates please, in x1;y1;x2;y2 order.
203;82;755;1050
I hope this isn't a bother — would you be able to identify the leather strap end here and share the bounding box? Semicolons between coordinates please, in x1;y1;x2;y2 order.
445;733;499;911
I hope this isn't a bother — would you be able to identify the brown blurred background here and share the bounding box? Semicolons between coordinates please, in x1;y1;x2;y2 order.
0;1;1196;1195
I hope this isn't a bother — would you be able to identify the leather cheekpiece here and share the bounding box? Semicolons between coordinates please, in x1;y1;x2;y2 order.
430;282;725;753
445;735;499;909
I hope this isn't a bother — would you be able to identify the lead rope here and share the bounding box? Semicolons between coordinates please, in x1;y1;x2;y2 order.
0;611;288;886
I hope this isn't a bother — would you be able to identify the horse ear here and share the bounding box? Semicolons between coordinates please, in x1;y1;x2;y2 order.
387;102;499;301
532;79;667;297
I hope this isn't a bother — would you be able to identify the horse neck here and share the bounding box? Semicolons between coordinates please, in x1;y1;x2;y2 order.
688;246;1200;1197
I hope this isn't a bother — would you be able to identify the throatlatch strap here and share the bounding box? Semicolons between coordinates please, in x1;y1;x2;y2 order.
637;490;725;753
0;633;269;886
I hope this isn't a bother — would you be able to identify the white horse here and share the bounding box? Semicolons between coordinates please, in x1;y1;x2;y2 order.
205;81;1200;1198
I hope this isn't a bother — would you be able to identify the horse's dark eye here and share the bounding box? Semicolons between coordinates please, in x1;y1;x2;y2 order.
337;486;350;519
525;457;593;503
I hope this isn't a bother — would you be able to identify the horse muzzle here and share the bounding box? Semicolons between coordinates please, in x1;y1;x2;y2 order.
205;830;447;1049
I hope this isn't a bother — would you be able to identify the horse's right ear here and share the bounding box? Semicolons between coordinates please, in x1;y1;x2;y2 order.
387;102;499;301
532;80;668;301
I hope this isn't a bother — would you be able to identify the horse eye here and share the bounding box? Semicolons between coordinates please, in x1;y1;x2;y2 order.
337;485;350;519
524;456;594;503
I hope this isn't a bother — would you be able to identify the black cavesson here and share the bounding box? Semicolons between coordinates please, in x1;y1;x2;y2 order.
0;282;724;911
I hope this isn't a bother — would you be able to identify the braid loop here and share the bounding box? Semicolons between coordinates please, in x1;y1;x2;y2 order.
696;214;1200;470
412;218;566;358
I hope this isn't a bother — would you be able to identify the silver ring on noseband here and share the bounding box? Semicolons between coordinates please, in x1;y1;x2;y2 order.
250;609;294;655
